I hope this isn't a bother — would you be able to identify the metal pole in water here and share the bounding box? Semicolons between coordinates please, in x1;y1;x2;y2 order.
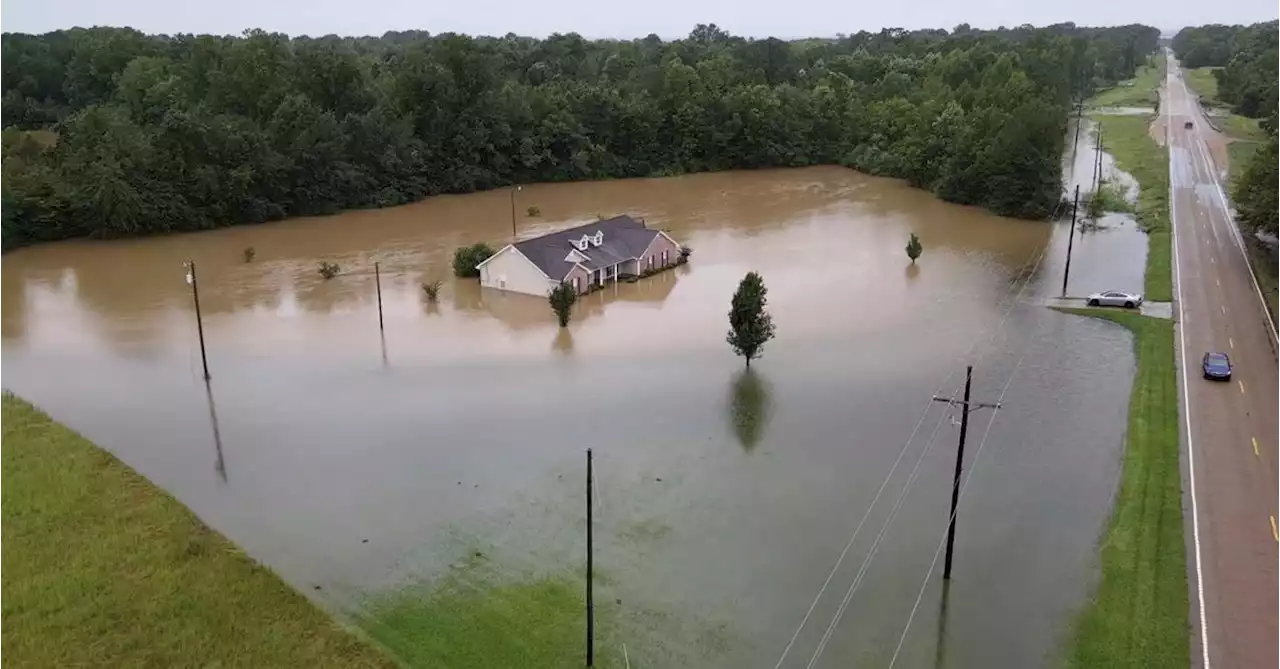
187;260;210;380
586;448;595;667
1063;185;1081;297
375;261;384;333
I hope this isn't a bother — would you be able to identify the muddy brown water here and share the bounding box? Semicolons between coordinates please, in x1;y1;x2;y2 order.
3;166;1147;667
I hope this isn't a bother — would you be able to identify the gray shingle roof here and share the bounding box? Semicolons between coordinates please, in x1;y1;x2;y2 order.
514;215;661;280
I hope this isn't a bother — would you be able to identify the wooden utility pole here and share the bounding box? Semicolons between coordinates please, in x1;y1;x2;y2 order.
185;261;210;380
931;366;1001;580
586;448;595;667
374;261;385;332
510;185;521;241
1062;185;1081;297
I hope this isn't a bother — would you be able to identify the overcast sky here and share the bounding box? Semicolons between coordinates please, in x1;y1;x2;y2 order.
2;0;1277;39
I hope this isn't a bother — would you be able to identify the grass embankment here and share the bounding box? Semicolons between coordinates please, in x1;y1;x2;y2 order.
1;393;400;669
1090;54;1164;108
1182;66;1266;183
1090;114;1171;302
1055;310;1188;669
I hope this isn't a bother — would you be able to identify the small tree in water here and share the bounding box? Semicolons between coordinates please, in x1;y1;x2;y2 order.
726;272;776;367
905;233;923;264
549;282;577;327
243;246;256;263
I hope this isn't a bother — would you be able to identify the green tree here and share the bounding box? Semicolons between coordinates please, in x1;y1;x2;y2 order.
452;243;496;278
905;233;923;264
549;282;577;327
726;271;776;367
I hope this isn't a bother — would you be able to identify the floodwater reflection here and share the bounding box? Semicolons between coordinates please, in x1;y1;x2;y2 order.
205;379;227;483
726;367;773;452
551;328;575;356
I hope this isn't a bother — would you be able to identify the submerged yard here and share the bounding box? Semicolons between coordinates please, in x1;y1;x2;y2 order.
1091;114;1172;302
0;393;399;668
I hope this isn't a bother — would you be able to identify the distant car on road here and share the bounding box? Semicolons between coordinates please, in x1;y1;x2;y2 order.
1087;290;1144;308
1202;352;1232;381
1184;120;1194;129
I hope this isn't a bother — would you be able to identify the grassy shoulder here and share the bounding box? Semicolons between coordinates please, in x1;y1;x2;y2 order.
1091;114;1171;301
1;393;400;669
1089;54;1164;108
1182;67;1220;104
1053;309;1188;669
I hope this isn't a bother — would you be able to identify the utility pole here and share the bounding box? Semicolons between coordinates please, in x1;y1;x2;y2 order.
931;366;1001;580
586;448;595;667
510;185;522;241
1062;185;1081;297
1093;126;1104;196
374;261;384;333
1070;100;1083;168
185;261;210;380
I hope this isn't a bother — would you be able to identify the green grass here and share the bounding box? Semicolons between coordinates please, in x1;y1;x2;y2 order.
1091;180;1136;215
1053;310;1188;669
1244;239;1279;324
1090;54;1164;108
358;568;610;669
1;393;400;669
1220;115;1266;143
1182;67;1220;104
1091;115;1171;301
1226;140;1261;185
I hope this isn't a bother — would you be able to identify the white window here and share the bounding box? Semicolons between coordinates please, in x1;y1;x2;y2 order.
662;250;669;265
573;276;580;292
592;231;603;247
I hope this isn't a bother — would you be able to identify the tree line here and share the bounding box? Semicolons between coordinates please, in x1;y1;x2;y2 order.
1174;22;1278;235
2;23;1158;250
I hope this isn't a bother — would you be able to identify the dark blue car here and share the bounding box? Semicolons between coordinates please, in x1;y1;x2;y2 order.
1202;352;1232;381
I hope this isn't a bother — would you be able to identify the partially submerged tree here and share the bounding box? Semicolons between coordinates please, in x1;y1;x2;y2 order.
243;246;256;262
549;282;577;327
452;243;496;278
905;233;923;264
421;279;443;301
726;272;776;367
318;261;340;279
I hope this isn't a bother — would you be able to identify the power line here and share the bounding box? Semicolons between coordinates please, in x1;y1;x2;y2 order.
803;404;955;669
885;353;1029;669
779;232;1054;669
772;232;1052;669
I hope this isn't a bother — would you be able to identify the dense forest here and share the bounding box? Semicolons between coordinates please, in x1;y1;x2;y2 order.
1174;21;1278;234
2;23;1158;249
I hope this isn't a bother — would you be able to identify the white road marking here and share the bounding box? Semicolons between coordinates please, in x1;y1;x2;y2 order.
1168;53;1213;669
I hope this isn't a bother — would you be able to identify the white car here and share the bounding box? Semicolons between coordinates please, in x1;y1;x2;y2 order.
1087;290;1144;308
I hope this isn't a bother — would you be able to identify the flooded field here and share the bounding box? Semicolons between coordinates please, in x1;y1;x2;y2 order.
3;165;1147;667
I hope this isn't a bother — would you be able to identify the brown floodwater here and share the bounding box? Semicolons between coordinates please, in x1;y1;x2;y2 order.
3;165;1146;668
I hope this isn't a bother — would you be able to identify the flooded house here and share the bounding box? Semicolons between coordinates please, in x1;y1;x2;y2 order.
477;215;682;296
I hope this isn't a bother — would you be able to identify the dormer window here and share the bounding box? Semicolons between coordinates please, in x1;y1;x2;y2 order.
592;231;603;247
575;237;589;251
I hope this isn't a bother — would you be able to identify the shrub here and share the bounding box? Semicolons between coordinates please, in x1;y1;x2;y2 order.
453;243;496;278
526;206;541;217
549;282;577;327
422;280;443;301
243;246;256;263
679;244;693;260
318;262;340;279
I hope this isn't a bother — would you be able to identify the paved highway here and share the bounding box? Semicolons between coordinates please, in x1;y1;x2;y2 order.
1164;50;1278;669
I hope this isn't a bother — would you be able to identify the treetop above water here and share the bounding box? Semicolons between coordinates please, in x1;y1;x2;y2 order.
2;22;1159;249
